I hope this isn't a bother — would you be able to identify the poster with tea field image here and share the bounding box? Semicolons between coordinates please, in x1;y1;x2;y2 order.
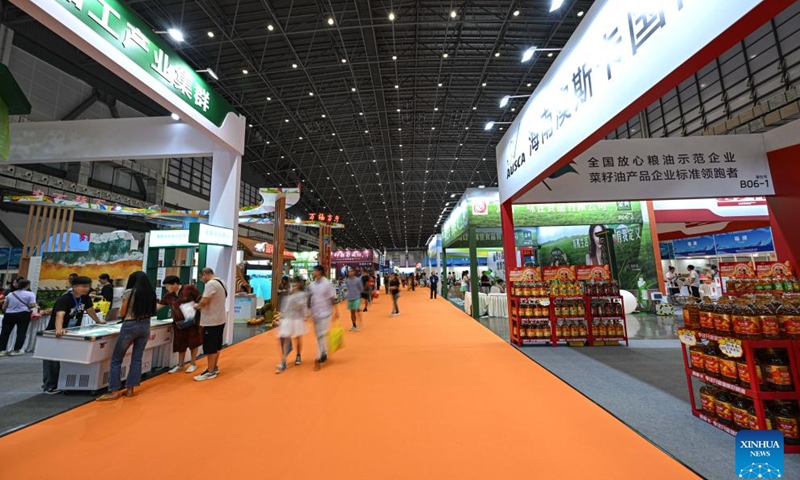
537;223;657;292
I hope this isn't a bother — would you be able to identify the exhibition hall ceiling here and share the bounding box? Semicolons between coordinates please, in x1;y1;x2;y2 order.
121;0;592;250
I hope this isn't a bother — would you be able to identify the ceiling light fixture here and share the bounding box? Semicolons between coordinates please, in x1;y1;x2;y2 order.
196;68;218;80
170;113;180;121
577;11;585;17
292;63;298;69
395;84;399;89
484;121;512;131
522;46;563;62
207;31;215;38
499;94;530;107
389;12;396;21
309;92;314;96
494;52;500;57
438;83;442;87
341;58;347;63
513;10;520;16
443;53;449;58
267;24;274;31
158;28;184;42
242;69;249;74
550;0;565;12
392;55;397;60
450;11;457;18
351;87;357;92
327;17;335;25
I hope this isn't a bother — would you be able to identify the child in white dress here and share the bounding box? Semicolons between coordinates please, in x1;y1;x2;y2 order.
276;277;309;374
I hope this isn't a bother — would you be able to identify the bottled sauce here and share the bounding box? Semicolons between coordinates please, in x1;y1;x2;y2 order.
736;351;764;390
773;401;800;445
569;321;580;338
698;298;714;333
756;299;780;340
778;300;800;339
614;320;625;337
713;299;734;337
719;351;738;385
683;300;701;330
689;345;706;372
554;322;563;338
732;396;753;431
596;320;608;338
512;323;519;339
699;385;718;417
714;390;735;427
704;341;721;379
747;403;774;430
578;321;588;337
732;299;761;340
762;349;794;392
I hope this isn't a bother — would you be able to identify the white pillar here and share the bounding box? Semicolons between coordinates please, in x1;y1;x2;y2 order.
208;148;241;345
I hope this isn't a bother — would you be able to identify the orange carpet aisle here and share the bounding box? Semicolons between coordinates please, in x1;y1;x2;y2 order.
0;288;698;480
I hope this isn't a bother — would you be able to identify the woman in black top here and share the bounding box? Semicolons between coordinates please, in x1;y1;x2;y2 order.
389;273;401;317
97;271;156;401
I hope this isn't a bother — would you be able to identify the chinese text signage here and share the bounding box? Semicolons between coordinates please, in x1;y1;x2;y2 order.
517;135;773;204
497;0;777;203
48;0;235;127
331;250;374;264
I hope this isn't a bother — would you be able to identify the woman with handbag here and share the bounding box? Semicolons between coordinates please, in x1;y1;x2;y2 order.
0;279;38;356
157;276;203;374
96;271;156;401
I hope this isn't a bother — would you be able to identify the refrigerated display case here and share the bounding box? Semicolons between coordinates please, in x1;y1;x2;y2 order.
34;319;173;393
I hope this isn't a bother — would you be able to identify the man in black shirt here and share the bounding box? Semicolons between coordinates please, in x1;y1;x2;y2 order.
480;272;492;294
43;276;105;394
429;273;439;299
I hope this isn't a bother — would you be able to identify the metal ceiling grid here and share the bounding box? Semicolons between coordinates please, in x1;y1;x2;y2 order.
121;0;592;250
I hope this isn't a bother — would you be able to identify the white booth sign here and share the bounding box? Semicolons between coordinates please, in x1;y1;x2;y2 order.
148;230;194;248
497;0;779;203
517;135;774;203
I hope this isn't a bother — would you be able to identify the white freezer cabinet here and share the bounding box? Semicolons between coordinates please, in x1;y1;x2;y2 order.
34;319;174;392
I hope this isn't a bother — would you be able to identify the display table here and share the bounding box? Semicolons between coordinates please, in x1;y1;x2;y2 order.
33;319;173;392
487;293;508;317
463;291;490;317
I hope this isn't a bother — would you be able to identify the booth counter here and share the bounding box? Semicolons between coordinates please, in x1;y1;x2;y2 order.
33;319;173;392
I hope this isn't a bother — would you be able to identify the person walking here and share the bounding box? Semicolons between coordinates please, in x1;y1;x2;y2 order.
687;265;700;299
276;276;291;311
344;268;363;331
275;277;309;374
157;276;203;374
410;274;416;291
429;272;439;300
0;279;37;356
384;273;390;294
360;271;371;313
389;273;401;316
96;271;156;401
45;276;105;394
193;268;228;381
309;265;338;370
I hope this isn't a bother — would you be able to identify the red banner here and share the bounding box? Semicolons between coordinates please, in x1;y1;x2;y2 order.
756;261;793;278
331;249;374;264
719;261;755;278
576;265;611;281
543;266;576;282
508;267;542;282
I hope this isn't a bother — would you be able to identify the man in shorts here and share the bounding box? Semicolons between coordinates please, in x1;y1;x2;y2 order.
344;268;363;331
309;265;339;370
193;268;228;381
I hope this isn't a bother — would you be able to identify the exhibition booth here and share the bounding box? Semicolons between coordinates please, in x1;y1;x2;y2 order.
3;0;245;388
488;0;800;450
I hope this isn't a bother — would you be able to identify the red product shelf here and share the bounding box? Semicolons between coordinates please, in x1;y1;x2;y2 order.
681;327;800;452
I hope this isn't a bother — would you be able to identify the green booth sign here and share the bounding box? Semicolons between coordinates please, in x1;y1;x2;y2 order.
53;0;237;127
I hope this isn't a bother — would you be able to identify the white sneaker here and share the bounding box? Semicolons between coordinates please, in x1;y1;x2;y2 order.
9;350;25;356
194;369;218;381
185;364;198;373
0;351;8;357
168;365;182;374
349;326;359;332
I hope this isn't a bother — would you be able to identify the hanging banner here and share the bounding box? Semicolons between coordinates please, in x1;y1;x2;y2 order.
672;235;716;258
576;265;611;281
497;0;790;203
543;266;577;283
713;228;774;255
516;135;774;204
756;261;793;278
719;262;756;279
509;267;543;283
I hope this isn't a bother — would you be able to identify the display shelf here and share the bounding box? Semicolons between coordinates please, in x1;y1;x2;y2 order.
695;412;739;436
556;337;588;343
521;339;552;345
555;317;587;322
550;295;585;300
594;337;626;343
